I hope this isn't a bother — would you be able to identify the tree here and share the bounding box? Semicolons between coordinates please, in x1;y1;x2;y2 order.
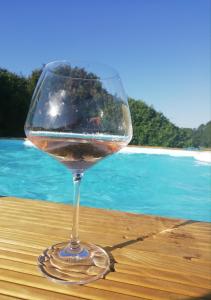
0;66;210;148
128;98;194;148
192;121;211;148
0;68;30;137
27;68;42;96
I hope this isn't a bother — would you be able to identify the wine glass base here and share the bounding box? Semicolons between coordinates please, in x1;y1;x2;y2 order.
38;241;110;285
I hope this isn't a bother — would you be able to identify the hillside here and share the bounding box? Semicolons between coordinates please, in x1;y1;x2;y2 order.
192;121;211;148
128;98;193;148
0;67;210;148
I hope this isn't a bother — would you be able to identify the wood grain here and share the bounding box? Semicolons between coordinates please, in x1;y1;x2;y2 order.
0;197;210;300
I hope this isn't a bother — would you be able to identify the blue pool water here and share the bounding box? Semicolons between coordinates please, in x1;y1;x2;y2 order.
0;139;210;222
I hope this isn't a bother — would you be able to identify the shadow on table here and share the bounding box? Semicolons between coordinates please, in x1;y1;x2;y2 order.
185;295;211;299
103;219;201;272
104;234;150;271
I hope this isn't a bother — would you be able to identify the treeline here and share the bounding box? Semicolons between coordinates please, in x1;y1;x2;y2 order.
0;68;41;137
129;99;211;148
0;67;210;148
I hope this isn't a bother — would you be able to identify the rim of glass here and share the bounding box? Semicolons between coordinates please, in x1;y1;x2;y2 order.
45;60;120;81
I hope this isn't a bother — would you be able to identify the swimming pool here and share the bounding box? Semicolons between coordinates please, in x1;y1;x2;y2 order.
0;139;210;222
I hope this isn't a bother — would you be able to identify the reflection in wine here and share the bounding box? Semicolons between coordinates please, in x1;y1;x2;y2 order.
28;131;128;172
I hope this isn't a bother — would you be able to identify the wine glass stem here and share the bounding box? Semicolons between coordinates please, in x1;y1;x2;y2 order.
70;172;83;252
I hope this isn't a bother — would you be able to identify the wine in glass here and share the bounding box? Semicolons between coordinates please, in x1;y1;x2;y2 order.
25;61;132;284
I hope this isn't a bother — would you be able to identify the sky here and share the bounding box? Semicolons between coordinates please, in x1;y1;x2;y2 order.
0;0;210;128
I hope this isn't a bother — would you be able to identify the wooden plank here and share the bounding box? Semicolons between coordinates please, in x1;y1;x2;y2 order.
106;270;211;297
0;249;37;265
0;253;210;293
0;294;23;300
0;197;210;300
0;280;84;300
1;238;210;280
0;259;202;300
115;263;211;289
89;279;189;300
0;269;144;300
113;249;211;278
0;199;180;235
0;197;181;225
0;258;38;276
0;242;40;256
126;234;211;262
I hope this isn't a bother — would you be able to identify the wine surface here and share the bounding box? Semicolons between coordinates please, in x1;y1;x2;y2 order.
28;131;127;172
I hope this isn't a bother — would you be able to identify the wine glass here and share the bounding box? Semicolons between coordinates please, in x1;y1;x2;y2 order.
25;60;132;284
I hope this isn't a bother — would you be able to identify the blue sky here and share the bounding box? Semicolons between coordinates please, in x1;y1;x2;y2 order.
0;0;210;128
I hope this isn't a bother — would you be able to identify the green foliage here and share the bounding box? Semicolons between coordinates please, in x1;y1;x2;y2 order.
27;68;42;96
128;98;210;148
0;67;43;137
192;121;211;148
129;98;186;147
0;68;29;137
0;67;210;148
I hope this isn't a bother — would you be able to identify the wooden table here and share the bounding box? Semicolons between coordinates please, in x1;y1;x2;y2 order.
0;197;210;300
